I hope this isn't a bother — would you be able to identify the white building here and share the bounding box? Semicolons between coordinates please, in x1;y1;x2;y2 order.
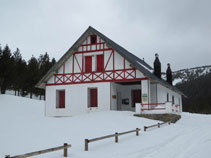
36;26;184;116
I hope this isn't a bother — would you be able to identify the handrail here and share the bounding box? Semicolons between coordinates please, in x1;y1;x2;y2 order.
5;143;71;158
144;122;171;131
85;128;140;151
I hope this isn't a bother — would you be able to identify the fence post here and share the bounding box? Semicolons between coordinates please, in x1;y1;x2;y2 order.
5;155;10;158
136;128;139;136
158;123;160;128
115;132;118;143
144;126;147;131
85;139;89;151
64;143;68;157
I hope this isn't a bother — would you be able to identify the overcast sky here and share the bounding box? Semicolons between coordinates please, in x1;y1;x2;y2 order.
0;0;210;71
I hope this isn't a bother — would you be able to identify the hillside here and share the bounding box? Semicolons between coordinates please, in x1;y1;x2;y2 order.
1;95;211;158
172;65;211;85
176;73;211;114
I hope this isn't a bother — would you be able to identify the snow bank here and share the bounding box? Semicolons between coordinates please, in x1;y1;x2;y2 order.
0;94;211;158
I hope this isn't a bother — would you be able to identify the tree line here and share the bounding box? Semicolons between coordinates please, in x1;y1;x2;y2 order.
176;73;211;114
0;44;56;99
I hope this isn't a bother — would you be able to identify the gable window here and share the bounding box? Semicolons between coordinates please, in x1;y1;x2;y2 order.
96;54;104;72
56;90;65;108
172;95;174;104
85;56;92;73
88;88;98;107
90;35;97;44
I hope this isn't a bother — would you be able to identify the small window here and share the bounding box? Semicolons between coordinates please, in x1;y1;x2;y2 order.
88;88;98;107
172;95;174;104
90;35;97;44
167;93;169;102
96;54;104;72
56;90;65;108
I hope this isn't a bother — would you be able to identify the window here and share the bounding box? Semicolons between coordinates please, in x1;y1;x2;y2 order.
172;95;174;104
167;93;169;102
96;54;104;72
56;90;65;108
85;56;92;73
90;35;97;44
88;88;98;107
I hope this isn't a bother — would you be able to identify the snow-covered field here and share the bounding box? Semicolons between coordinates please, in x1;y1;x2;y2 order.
1;94;211;158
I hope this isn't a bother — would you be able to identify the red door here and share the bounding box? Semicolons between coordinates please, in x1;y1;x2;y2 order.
96;54;104;72
85;56;92;73
90;89;98;107
59;90;65;108
132;90;141;107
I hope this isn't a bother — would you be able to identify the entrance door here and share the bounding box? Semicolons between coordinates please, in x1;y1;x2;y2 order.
132;90;141;107
117;92;122;110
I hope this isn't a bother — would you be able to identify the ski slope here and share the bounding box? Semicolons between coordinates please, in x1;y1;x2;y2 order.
0;94;211;158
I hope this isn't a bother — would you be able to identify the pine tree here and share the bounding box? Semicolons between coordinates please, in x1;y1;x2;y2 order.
26;56;39;98
0;45;14;94
37;52;56;100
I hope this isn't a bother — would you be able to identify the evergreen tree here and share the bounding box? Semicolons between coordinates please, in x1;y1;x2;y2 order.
37;52;56;99
0;45;14;94
26;56;39;98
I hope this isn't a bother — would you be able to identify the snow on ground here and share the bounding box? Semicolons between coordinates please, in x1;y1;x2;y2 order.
1;94;211;158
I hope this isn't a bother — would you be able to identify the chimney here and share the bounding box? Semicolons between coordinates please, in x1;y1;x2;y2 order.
166;63;172;85
153;53;161;78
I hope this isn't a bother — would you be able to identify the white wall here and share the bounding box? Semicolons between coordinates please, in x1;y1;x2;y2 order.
45;82;111;116
150;83;157;103
157;83;182;112
141;80;150;104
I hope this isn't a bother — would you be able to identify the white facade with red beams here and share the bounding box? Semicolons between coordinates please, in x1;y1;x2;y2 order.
36;26;184;116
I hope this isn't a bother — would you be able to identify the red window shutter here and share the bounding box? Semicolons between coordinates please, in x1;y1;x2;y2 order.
97;54;104;72
59;91;65;108
90;89;98;107
85;56;92;73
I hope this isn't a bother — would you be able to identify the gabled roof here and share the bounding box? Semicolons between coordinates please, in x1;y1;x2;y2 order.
36;26;184;96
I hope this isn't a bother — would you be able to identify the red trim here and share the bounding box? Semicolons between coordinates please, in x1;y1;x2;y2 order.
141;103;165;106
63;64;65;74
75;48;112;54
141;108;166;111
75;55;82;72
46;76;148;86
81;42;104;47
104;51;113;70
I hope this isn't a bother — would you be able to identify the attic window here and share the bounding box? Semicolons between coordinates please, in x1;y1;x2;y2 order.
90;35;97;44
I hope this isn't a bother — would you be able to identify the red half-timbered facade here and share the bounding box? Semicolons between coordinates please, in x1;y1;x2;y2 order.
37;26;183;117
46;35;147;87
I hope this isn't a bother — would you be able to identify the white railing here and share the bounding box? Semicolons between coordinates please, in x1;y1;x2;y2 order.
135;102;181;114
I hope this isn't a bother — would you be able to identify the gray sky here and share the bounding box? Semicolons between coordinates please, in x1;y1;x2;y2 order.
0;0;211;71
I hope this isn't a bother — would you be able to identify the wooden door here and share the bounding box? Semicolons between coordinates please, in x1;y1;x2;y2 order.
85;56;92;73
132;90;141;107
90;88;98;107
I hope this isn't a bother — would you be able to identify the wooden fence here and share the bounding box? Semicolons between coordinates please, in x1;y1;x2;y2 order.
85;128;140;151
5;143;71;158
144;121;171;131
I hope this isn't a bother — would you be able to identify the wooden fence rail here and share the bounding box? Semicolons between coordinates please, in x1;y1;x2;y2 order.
85;128;140;151
5;143;71;158
144;121;171;131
